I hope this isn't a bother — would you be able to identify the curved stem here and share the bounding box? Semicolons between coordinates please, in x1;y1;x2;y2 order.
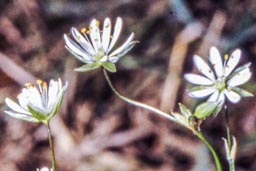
46;121;56;171
103;69;222;170
103;69;175;122
196;131;222;171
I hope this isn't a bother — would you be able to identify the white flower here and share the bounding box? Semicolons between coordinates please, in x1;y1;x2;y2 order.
185;46;253;104
64;17;137;72
5;79;68;123
37;167;52;171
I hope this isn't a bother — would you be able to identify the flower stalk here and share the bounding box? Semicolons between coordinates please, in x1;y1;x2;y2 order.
195;131;222;171
103;68;222;171
103;69;175;122
46;121;56;171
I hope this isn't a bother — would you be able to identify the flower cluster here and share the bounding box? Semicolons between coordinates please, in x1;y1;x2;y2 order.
5;79;67;124
64;17;137;72
185;47;252;104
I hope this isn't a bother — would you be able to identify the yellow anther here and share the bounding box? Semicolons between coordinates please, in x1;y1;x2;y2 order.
43;82;47;88
224;54;229;60
81;28;87;33
25;82;32;87
96;20;100;27
36;79;43;84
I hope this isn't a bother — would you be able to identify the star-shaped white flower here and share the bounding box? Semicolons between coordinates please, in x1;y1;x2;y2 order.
37;167;52;171
64;17;137;72
185;46;253;104
5;79;68;123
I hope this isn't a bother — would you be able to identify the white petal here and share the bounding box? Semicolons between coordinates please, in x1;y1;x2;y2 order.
71;28;95;56
207;91;219;102
102;18;111;52
89;19;102;52
184;73;214;85
209;47;223;77
193;55;215;81
217;91;225;103
109;33;134;57
48;80;59;109
26;87;43;109
4;111;38;122
188;88;215;98
228;68;251;86
108;17;122;53
224;90;241;103
5;98;30;114
64;35;93;63
17;92;29;110
224;49;241;77
109;41;137;63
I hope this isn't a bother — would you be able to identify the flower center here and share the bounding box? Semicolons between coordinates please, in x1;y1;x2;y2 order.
215;77;226;91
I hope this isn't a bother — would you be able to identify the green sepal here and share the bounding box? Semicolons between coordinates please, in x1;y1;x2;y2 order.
46;89;65;121
178;103;191;117
101;62;117;73
27;104;48;122
231;87;253;97
74;63;101;72
194;102;220;119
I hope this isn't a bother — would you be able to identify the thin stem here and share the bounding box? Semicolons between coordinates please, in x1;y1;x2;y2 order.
46;121;56;171
224;105;235;171
224;105;231;149
196;131;222;171
103;69;175;122
103;69;222;171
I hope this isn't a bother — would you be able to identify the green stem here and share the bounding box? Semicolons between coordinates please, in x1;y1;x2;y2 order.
196;131;222;171
103;69;175;122
46;121;56;171
103;69;222;171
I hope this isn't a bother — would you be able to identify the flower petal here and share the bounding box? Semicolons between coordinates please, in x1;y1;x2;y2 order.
89;19;102;52
5;98;30;115
64;35;93;63
207;91;219;102
224;49;241;77
4;111;38;122
102;18;111;52
184;73;214;85
209;47;223;77
71;28;95;56
227;68;251;86
193;55;215;81
224;90;241;103
188;88;215;98
109;41;137;63
108;17;122;53
109;32;134;57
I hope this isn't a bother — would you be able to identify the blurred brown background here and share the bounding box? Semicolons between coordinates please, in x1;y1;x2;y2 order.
0;0;256;171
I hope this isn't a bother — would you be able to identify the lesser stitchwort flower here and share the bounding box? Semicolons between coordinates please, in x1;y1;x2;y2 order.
5;78;68;124
37;167;52;171
185;46;253;104
64;17;137;72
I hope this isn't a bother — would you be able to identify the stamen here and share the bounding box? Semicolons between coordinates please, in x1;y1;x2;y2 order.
81;28;87;33
25;82;33;88
224;54;229;60
96;20;100;27
43;82;47;88
36;80;43;84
